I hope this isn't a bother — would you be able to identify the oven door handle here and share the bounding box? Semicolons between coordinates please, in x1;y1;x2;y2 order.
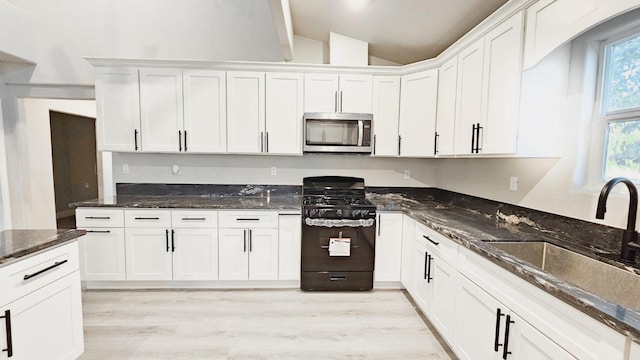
304;218;375;228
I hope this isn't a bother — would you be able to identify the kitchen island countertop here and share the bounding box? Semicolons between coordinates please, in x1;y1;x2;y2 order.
0;229;86;268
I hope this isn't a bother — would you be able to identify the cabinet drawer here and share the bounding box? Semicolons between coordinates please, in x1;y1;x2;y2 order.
75;208;124;227
124;209;172;228
218;211;278;228
0;242;79;305
414;221;458;265
171;210;218;228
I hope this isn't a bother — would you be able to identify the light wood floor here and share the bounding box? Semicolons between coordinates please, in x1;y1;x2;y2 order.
79;289;455;360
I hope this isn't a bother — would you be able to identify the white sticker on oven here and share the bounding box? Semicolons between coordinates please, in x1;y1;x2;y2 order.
329;238;351;256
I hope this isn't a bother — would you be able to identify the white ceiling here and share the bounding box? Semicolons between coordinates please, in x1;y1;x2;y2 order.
289;0;509;64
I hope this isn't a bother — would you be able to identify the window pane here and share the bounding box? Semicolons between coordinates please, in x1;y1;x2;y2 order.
604;119;640;181
604;34;640;113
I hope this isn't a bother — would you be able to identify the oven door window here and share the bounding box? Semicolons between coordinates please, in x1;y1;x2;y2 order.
306;119;359;146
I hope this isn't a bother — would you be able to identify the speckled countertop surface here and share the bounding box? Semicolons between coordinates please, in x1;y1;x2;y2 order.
70;184;640;340
0;229;86;268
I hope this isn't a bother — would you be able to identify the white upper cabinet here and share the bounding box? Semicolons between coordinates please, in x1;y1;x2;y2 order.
265;72;304;155
372;76;401;156
95;67;141;152
399;69;439;157
183;70;227;153
226;71;266;154
435;57;458;156
304;73;373;113
454;38;485;156
481;12;524;155
139;68;184;152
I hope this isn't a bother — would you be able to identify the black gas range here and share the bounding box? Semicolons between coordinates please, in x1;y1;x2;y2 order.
300;176;377;291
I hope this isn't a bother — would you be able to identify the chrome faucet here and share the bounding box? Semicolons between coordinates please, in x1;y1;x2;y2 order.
596;177;640;262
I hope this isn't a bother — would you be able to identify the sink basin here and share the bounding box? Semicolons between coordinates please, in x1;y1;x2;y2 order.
490;241;640;310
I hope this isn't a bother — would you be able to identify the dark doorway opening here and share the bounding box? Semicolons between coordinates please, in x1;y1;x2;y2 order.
50;111;98;229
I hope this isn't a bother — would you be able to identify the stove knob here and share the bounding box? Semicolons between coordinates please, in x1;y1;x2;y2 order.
336;209;343;216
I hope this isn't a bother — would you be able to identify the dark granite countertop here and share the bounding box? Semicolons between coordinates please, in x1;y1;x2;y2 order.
71;195;302;211
0;229;86;268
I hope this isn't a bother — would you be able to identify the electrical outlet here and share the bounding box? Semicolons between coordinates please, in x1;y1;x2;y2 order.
271;166;277;176
509;176;518;191
404;170;411;179
122;164;130;174
172;164;181;175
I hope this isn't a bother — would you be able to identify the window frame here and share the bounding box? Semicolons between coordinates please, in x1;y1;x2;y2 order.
596;27;640;183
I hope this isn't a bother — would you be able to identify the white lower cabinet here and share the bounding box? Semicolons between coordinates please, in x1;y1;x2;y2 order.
0;242;84;360
631;342;640;360
218;228;278;280
400;215;415;292
79;228;126;281
374;212;403;283
278;214;301;281
124;209;218;281
428;253;457;341
454;275;574;360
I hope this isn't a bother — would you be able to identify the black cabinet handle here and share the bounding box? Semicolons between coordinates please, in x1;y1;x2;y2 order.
86;216;110;220
503;315;514;359
184;130;188;152
471;124;476;153
134;129;139;151
165;229;169;252
434;132;439;155
398;135;402;156
181;217;206;221
236;218;259;221
426;255;433;283
330;274;347;281
373;134;376;155
23;259;68;281
494;308;505;352
178;130;183;151
423;252;429;280
134;217;160;220
86;230;111;234
1;310;12;357
423;235;439;246
243;229;247;252
475;123;483;153
377;215;381;236
171;229;175;252
249;229;253;252
265;132;269;153
260;131;265;153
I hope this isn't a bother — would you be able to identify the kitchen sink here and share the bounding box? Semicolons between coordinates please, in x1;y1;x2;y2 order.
490;241;640;310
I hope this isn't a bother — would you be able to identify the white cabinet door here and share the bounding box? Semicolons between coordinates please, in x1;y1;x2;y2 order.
339;74;373;113
508;312;577;360
374;212;403;282
218;229;249;280
125;228;172;280
248;228;279;280
400;215;415;291
265;72;304;155
454;275;503;360
78;229;126;281
183;70;227;153
399;69;439;157
455;38;485;155
1;272;84;360
172;229;218;281
304;73;339;113
94;67;140;152
227;71;266;153
481;12;524;155
429;253;458;342
631;342;640;360
278;214;301;281
372;76;401;156
436;57;458;156
139;68;184;152
412;240;431;312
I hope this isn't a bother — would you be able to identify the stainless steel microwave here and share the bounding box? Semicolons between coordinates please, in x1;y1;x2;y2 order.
303;112;373;153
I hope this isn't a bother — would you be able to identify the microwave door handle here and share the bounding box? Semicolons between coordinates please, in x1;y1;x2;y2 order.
357;120;364;146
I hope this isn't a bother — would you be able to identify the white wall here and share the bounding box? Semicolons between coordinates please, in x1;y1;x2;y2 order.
6;99;95;229
3;0;283;85
289;35;328;64
0;0;35;63
111;153;437;189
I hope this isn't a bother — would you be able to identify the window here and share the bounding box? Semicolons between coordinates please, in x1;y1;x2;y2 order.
601;32;640;182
